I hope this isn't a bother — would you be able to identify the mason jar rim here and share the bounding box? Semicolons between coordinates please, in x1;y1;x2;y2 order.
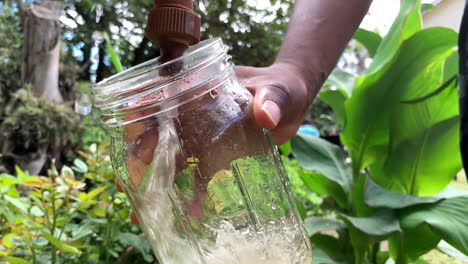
92;38;233;127
93;37;224;96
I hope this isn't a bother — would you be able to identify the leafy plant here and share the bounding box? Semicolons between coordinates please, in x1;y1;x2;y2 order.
291;0;468;263
0;89;82;174
0;143;155;264
103;32;124;73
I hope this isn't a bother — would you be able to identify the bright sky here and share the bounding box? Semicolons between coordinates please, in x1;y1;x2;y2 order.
249;0;436;36
361;0;435;34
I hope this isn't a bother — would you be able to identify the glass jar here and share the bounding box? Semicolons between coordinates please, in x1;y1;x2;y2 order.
94;38;311;264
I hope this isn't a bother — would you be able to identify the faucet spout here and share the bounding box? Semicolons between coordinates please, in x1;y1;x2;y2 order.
146;0;201;64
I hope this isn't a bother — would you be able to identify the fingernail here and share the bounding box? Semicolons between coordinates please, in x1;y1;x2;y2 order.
262;100;281;127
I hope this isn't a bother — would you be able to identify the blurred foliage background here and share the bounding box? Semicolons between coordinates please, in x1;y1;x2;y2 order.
0;0;339;175
1;0;467;263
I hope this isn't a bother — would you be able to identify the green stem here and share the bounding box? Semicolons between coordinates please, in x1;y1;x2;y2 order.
369;242;380;264
395;232;408;264
353;125;372;183
103;202;114;263
50;189;57;264
30;245;37;264
104;215;112;263
354;250;364;264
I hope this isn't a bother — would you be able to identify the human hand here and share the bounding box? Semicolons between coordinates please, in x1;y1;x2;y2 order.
236;63;317;145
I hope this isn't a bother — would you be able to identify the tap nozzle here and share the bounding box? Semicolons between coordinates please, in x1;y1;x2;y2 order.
146;0;201;64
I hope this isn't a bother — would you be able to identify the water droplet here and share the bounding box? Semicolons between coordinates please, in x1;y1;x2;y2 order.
74;94;92;115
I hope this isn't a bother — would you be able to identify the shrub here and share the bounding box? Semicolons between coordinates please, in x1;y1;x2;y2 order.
0;143;155;264
0;89;82;174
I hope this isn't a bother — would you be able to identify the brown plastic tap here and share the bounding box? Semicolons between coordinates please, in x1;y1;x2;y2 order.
146;0;201;65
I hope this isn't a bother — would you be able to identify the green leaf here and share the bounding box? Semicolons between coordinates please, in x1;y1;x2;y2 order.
117;232;154;262
376;252;390;264
312;246;342;264
6;257;32;264
311;234;345;260
401;0;423;40
279;140;292;156
400;76;457;104
352;173;376;217
443;52;459;83
366;0;422;75
353;28;382;58
91;203;107;217
342;27;458;175
388;225;440;261
324;69;355;96
347;223;369;264
341;209;401;237
30;206;44;217
421;3;436;13
15;165;28;181
87;186;108;200
103;32;124;73
2;233;17;248
294;198;306;220
319;89;348;128
292;134;352;208
71;223;95;240
304;217;346;237
4;195;28;214
0;173;19;186
318;69;355;128
72;159;88;173
400;196;468;255
370;81;461;195
41;230;82;255
300;171;348;209
365;177;468;210
61;166;75;178
364;177;441;209
10;237;26;246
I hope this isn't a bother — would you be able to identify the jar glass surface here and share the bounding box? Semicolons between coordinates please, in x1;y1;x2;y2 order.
94;38;311;264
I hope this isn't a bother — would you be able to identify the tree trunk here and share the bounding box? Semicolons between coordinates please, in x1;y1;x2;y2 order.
20;1;64;103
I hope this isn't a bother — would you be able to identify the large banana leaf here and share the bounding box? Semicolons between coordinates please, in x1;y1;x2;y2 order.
364;177;468;209
342;27;458;175
292;134;352;209
366;0;421;75
388;225;440;262
353;28;382;58
320;69;356;128
319;89;348;128
400;196;468;256
341;209;401;237
370;79;461;195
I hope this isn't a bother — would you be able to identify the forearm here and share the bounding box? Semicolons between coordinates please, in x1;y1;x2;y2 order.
276;0;372;93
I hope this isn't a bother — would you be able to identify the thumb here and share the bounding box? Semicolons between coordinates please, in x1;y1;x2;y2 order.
252;84;291;130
